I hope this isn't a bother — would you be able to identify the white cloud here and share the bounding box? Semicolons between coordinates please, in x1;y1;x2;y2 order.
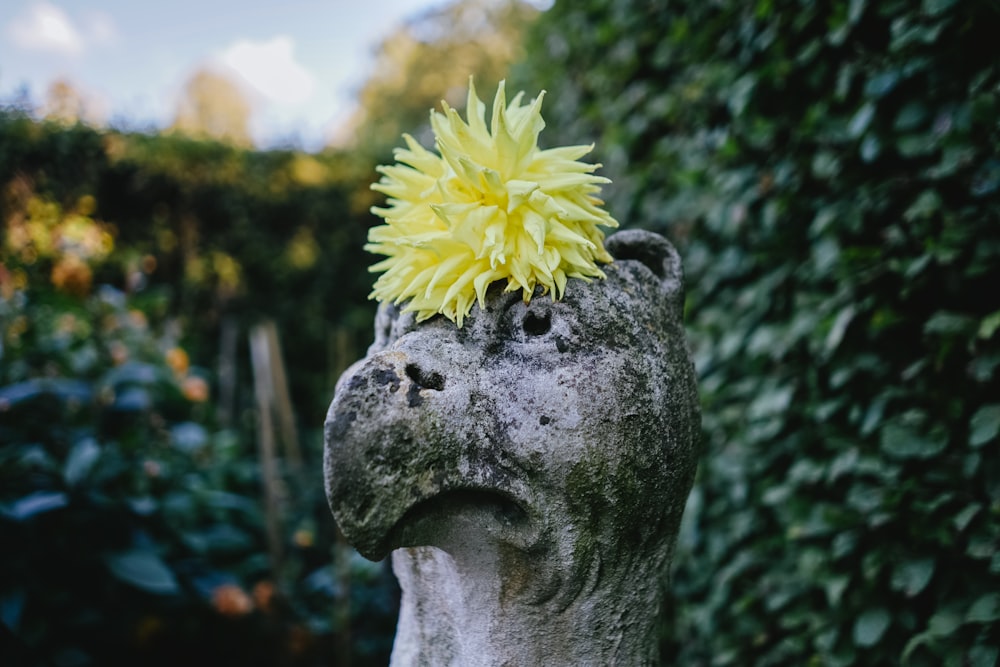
219;36;316;107
7;1;84;55
6;2;118;56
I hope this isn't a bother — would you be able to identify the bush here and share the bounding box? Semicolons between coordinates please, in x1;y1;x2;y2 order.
518;0;1000;664
0;282;399;665
0;114;397;666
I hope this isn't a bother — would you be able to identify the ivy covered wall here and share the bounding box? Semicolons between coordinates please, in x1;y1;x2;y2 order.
518;1;999;664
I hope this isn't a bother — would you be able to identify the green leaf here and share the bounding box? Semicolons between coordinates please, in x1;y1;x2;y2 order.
969;404;1000;448
979;310;1000;339
923;311;976;336
865;70;900;98
969;534;996;560
969;353;1000;382
848;102;876;138
953;504;981;532
747;385;794;420
971;159;1000;197
898;133;936;157
812;151;841;179
860;133;881;162
922;0;958;16
928;607;963;636
847;483;883;513
891;558;935;596
904;190;942;221
891;21;945;51
1;491;68;521
64;437;101;487
967;593;1000;623
880;420;948;459
103;550;179;595
894;102;928;131
825;305;856;355
848;0;866;23
969;645;999;667
728;75;756;116
860;395;889;436
825;576;850;606
902;631;936;663
853;607;891;647
812;238;841;275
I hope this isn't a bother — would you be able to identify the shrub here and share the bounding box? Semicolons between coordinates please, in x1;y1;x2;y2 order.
0;114;397;666
518;0;1000;664
0;265;399;667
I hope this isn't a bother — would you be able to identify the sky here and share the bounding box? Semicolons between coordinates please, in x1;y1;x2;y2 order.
0;0;452;150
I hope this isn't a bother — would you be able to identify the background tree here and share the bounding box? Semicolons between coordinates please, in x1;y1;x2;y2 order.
171;69;253;146
333;0;540;161
42;78;100;126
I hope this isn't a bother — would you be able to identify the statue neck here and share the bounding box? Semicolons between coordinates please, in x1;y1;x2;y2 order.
389;544;663;667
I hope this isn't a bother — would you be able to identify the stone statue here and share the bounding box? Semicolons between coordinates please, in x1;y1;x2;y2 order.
325;229;700;666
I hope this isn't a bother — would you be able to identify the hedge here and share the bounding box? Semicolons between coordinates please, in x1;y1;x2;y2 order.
518;0;1000;664
0;114;396;665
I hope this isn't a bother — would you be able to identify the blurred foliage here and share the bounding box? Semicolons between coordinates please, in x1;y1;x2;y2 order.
0;111;398;665
335;0;540;162
519;0;1000;664
0;111;379;425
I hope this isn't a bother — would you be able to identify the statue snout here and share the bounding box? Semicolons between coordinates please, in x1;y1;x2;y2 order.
325;348;538;560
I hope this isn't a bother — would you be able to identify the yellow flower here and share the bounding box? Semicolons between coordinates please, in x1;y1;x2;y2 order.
367;78;619;327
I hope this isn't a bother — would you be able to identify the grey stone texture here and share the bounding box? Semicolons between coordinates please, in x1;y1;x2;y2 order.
325;229;700;666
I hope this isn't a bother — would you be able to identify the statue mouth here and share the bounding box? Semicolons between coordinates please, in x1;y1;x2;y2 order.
382;487;545;557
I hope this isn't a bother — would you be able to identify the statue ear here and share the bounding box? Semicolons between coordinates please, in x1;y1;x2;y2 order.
605;229;684;310
371;301;402;353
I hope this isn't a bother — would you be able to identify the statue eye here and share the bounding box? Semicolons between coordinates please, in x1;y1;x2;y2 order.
522;309;551;336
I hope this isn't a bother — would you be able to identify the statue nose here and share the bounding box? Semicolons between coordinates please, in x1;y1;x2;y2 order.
390;328;454;393
405;362;445;391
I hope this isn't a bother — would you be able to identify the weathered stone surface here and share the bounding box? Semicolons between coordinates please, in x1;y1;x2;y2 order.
325;229;700;666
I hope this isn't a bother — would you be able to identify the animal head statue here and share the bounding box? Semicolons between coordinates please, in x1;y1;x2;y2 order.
325;229;700;665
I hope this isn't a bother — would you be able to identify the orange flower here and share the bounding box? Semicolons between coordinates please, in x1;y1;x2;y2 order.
181;376;209;403
212;584;253;617
50;255;93;297
165;347;190;377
